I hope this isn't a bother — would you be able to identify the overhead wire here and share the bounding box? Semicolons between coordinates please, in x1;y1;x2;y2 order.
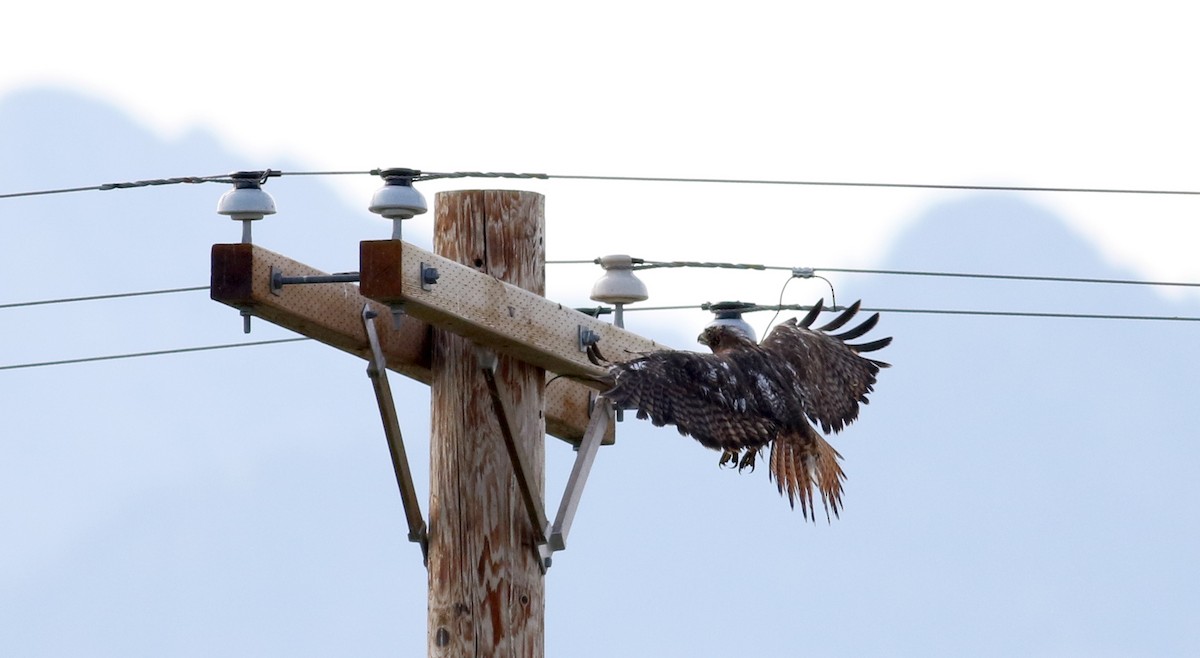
616;302;1200;323
3;167;1199;374
2;283;1197;374
762;274;837;335
3;300;1195;374
0;169;543;200
4;262;1198;321
0;285;209;310
856;306;1200;322
0;172;274;200
541;173;1200;196
8;274;1195;317
7;168;1200;200
811;266;1200;290
0;338;310;372
19;262;1185;315
550;258;1200;291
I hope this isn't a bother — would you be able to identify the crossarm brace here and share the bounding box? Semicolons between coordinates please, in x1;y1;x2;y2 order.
476;348;550;544
362;305;429;562
549;399;611;552
477;345;615;570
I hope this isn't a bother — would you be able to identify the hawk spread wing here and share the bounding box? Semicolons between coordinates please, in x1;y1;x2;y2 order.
592;299;891;521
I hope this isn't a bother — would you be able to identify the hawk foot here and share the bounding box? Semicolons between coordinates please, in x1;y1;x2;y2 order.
737;449;758;473
718;450;739;469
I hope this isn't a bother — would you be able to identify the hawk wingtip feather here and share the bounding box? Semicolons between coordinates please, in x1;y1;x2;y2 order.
798;298;825;328
831;311;880;341
817;299;862;332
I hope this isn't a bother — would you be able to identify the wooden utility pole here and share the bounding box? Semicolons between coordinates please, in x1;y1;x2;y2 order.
212;187;669;657
427;190;545;656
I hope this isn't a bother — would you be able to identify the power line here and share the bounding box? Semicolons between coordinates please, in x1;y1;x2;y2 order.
0;172;270;200
813;266;1200;289
0;285;209;310
5;274;1197;324
609;301;1200;323
543;174;1200;196
0;169;544;200
8;168;1200;201
553;258;1200;291
634;260;772;271
2;300;1194;374
8;256;1193;316
275;170;374;177
857;306;1200;322
0;338;310;372
417;171;549;182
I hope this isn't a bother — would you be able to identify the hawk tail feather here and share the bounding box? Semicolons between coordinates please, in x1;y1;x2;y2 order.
769;429;846;522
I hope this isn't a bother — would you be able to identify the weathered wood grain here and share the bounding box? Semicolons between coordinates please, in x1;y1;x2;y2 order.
359;239;666;383
210;242;604;444
428;191;545;658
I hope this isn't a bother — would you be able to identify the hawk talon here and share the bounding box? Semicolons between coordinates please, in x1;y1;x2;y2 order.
737;450;757;473
718;450;738;469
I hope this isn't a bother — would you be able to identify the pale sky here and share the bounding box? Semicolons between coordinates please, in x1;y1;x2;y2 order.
5;1;1200;293
5;3;1200;656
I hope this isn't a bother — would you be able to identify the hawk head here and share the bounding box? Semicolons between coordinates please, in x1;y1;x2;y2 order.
697;324;757;353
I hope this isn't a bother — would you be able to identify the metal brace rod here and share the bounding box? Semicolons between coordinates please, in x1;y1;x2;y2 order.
476;347;550;557
549;399;611;552
271;266;361;295
362;304;429;562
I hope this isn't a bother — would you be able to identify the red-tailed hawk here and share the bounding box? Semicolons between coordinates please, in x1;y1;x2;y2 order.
589;300;891;521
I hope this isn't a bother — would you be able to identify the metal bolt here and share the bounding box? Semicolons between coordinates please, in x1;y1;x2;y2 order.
420;263;440;291
578;326;600;351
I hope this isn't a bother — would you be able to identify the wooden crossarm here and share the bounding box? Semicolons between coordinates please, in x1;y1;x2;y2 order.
210;242;612;444
359;239;668;381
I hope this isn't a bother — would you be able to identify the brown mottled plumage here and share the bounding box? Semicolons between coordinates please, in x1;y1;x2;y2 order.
589;299;891;521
